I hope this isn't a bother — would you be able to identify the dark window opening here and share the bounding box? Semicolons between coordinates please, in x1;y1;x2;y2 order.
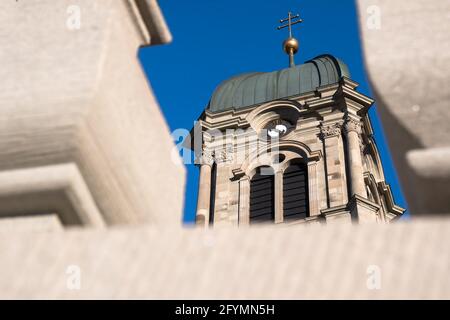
209;163;217;225
283;163;309;221
250;167;275;224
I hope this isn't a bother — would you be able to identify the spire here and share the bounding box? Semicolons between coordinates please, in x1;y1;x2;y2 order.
277;11;303;68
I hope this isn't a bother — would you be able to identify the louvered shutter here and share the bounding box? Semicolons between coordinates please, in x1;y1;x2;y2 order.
283;163;309;221
250;169;275;224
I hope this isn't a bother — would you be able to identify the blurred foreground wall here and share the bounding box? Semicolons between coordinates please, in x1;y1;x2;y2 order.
0;220;449;299
356;0;450;215
0;0;185;227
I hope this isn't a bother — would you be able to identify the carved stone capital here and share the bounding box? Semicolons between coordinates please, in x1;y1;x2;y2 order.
199;145;215;166
319;122;343;140
216;145;234;164
344;118;362;134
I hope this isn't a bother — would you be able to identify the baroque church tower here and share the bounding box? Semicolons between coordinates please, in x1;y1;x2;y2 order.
191;12;404;227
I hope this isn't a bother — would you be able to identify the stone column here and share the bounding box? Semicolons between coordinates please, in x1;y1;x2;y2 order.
307;162;320;216
344;118;368;198
196;149;214;227
238;176;250;226
274;170;284;223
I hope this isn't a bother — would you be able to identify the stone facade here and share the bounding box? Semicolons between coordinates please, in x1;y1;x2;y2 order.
194;77;404;227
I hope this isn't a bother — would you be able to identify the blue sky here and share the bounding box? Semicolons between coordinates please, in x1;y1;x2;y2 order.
139;0;408;223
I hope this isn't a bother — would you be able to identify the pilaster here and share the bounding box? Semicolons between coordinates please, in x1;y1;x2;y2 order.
238;176;251;226
320;122;349;207
274;170;284;223
343;116;368;198
195;147;214;228
307;161;320;216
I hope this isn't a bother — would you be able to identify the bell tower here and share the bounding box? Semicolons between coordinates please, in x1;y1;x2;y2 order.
191;12;404;227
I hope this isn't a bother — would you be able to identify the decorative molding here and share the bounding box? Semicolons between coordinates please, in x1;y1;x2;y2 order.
245;100;303;132
216;146;234;164
232;140;322;181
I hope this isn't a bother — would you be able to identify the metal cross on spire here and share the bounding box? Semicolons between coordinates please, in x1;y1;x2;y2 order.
277;12;303;67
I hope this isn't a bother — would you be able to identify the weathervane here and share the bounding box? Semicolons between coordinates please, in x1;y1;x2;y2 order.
277;11;303;68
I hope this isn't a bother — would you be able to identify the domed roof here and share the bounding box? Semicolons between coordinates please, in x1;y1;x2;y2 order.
208;54;350;113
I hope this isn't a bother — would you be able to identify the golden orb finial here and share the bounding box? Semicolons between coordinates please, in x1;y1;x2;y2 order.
277;12;303;68
283;37;299;55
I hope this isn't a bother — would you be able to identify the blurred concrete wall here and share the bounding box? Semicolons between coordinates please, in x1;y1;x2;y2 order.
0;0;185;227
0;220;448;299
356;0;450;215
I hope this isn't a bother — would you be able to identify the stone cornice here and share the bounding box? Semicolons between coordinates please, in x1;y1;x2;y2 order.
304;95;336;110
377;181;406;217
320;205;350;218
339;84;374;106
335;80;375;117
202;110;249;130
347;194;381;213
339;76;360;89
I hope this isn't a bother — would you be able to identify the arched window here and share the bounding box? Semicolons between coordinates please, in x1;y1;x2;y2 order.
250;166;275;224
283;162;309;221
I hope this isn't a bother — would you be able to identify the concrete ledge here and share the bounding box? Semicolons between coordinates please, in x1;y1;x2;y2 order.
0;164;105;227
0;219;448;299
407;147;450;179
0;0;184;226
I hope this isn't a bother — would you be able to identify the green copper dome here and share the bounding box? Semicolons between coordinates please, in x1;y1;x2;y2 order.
208;54;350;113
